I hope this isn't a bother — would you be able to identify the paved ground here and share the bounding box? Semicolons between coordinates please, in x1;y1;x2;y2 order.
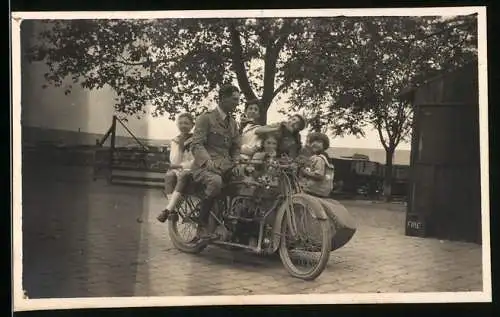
20;165;483;298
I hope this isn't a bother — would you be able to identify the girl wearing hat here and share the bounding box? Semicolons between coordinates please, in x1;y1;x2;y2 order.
300;132;335;198
301;132;358;253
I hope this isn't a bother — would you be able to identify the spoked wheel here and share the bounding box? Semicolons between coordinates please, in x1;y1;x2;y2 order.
279;195;333;280
167;195;208;254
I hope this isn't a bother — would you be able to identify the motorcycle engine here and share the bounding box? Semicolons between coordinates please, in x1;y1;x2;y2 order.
229;196;257;219
225;196;263;245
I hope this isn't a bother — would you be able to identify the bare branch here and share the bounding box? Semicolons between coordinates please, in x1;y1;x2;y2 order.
272;78;298;98
376;121;389;151
393;102;413;146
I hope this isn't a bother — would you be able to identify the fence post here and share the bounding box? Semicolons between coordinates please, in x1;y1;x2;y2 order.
92;139;99;181
108;115;117;183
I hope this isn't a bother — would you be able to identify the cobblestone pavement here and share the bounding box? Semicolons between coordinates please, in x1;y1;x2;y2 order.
21;166;483;298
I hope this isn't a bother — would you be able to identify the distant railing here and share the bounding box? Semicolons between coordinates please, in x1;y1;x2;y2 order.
93;116;168;188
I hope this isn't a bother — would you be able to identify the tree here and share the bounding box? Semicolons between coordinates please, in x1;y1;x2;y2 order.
286;15;478;200
25;17;355;124
25;16;478;201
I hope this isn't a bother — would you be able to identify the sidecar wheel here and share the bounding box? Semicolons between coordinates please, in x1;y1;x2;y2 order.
279;195;332;281
167;195;208;254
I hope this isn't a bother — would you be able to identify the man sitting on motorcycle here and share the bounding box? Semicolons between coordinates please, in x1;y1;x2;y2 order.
190;84;242;240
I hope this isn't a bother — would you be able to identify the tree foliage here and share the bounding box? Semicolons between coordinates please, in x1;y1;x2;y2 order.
283;14;477;199
26;17;347;123
25;14;478;141
286;15;478;142
25;15;478;200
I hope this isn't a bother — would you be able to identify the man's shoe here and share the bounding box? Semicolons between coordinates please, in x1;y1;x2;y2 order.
157;209;170;223
196;225;218;241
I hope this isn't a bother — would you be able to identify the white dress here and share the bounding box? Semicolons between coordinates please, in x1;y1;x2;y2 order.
240;123;262;159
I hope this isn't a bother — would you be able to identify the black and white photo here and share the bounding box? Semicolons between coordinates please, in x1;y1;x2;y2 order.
11;7;490;311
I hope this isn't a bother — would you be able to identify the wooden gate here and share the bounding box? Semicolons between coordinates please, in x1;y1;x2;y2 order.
93;116;168;188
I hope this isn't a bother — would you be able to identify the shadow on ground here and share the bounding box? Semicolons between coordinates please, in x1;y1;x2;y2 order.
21;163;149;298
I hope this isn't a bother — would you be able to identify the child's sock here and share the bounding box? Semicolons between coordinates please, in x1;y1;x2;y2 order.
158;192;180;223
165;191;182;211
164;194;172;209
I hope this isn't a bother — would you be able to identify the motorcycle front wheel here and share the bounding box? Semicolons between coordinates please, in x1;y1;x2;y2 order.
279;194;332;281
167;195;208;254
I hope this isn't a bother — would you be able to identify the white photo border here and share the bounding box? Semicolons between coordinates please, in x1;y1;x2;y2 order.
11;6;491;312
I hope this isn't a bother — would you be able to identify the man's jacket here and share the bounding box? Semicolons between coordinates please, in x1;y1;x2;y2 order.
191;108;241;173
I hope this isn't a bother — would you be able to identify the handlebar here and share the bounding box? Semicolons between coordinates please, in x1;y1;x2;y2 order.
165;158;303;171
230;180;263;187
235;159;299;169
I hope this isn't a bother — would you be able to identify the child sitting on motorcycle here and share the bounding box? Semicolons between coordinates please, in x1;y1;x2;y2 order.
157;113;195;223
247;134;280;188
251;134;278;164
299;132;335;198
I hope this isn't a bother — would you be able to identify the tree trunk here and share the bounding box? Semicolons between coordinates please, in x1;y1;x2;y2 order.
383;147;395;202
258;97;272;125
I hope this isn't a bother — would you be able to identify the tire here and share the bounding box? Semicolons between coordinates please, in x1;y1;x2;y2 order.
167;195;208;254
279;195;332;281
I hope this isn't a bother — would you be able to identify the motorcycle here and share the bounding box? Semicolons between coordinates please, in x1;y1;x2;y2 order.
165;156;352;281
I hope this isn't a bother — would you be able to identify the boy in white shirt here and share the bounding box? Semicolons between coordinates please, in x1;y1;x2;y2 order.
157;113;195;223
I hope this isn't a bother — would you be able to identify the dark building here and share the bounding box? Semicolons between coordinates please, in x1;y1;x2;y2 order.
404;62;482;244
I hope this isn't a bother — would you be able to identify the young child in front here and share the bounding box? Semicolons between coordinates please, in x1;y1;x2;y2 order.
234;134;278;182
300;132;335;198
157;113;195;223
251;134;278;164
247;134;280;188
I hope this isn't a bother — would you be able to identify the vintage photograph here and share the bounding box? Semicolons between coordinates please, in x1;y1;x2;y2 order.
12;7;490;311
